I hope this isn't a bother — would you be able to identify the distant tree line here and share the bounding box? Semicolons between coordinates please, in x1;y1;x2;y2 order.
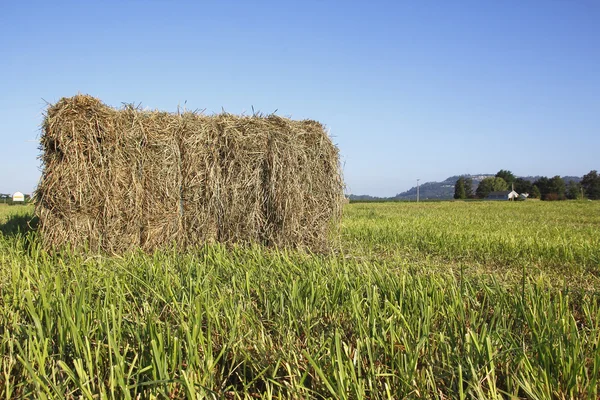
0;193;32;205
454;170;600;200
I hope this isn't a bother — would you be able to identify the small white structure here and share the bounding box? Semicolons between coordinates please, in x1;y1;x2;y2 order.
12;192;25;202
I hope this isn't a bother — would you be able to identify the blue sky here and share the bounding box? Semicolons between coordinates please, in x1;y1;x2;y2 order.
1;0;598;197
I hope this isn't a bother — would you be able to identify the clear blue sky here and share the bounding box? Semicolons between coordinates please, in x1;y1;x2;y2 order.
1;0;598;197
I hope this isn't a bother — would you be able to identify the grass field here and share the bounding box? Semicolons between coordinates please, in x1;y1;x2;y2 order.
1;202;599;399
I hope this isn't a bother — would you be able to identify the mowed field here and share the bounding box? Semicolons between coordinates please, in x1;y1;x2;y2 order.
1;201;599;399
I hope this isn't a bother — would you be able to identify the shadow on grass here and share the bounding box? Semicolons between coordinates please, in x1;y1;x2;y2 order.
0;213;39;236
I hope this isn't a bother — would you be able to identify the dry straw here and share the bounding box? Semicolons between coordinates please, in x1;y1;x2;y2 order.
35;95;344;253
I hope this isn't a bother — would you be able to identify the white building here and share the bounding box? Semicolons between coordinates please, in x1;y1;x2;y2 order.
12;192;25;202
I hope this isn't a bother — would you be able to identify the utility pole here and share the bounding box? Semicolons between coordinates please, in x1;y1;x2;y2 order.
417;179;420;203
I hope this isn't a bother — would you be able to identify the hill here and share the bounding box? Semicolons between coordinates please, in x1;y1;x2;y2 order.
392;174;493;200
392;174;581;200
349;174;584;201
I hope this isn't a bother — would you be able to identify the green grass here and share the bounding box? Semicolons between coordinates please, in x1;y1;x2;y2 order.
344;201;600;290
1;202;599;399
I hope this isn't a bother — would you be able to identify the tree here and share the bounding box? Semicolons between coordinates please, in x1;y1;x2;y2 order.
530;185;541;199
533;177;550;199
581;170;600;200
465;178;474;198
495;170;516;185
476;177;508;198
476;179;492;199
493;177;509;191
548;175;566;200
454;177;466;199
534;176;566;200
513;178;532;194
566;181;583;200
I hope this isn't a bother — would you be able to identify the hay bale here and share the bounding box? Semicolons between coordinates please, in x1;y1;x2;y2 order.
35;95;344;253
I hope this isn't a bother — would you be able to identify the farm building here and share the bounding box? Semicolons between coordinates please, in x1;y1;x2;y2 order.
485;190;519;201
35;95;344;253
12;192;25;202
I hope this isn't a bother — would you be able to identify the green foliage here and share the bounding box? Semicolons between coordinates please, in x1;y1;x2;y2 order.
1;203;600;398
530;185;541;199
455;177;475;199
566;181;583;200
549;176;566;199
495;169;516;185
475;177;509;198
534;176;566;200
513;178;532;194
464;177;474;198
533;177;550;197
582;170;600;200
454;177;466;199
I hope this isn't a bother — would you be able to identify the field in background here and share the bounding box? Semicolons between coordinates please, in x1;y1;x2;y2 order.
344;201;600;290
1;202;599;398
